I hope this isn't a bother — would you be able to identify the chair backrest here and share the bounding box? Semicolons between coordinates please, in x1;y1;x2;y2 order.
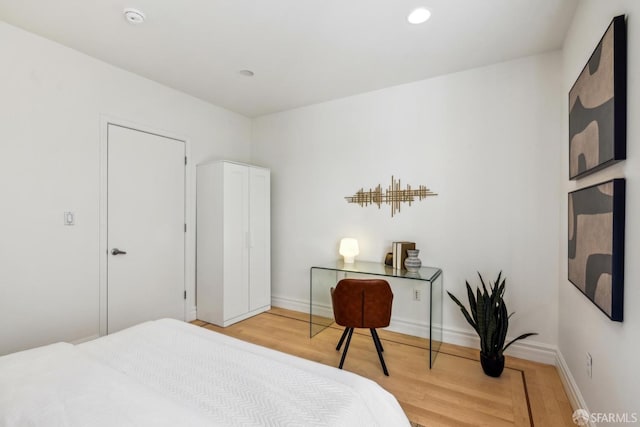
331;279;393;329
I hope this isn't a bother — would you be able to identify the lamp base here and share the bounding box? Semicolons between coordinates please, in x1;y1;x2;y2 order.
343;256;355;264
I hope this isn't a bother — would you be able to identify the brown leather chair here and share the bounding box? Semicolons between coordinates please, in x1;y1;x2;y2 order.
330;279;393;376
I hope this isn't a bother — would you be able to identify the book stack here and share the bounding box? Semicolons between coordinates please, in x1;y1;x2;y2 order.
392;241;416;270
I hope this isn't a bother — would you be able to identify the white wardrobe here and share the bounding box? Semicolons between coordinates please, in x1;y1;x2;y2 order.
196;160;271;326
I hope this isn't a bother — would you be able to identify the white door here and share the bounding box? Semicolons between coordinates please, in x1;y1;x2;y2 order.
107;124;185;334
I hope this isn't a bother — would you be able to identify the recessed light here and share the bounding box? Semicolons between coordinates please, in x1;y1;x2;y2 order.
407;7;431;24
239;70;255;77
124;8;146;24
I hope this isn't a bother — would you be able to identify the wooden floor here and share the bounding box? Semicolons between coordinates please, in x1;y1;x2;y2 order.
192;308;574;427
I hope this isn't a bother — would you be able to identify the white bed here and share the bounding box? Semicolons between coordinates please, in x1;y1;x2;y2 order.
0;319;410;426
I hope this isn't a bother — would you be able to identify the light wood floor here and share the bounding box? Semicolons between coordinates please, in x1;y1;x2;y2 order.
192;308;574;427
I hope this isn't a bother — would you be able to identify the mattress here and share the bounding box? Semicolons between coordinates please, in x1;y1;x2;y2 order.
0;319;410;426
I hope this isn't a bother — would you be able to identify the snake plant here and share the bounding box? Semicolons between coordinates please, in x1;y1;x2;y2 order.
447;272;537;358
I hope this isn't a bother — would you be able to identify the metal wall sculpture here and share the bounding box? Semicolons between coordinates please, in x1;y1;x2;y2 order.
345;176;437;217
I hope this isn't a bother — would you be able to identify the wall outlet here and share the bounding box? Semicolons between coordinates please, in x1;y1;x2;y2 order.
413;288;421;301
586;352;592;378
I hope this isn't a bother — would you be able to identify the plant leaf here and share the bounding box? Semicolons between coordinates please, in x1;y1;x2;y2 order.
476;287;487;354
486;290;499;354
503;332;538;353
497;299;509;351
478;272;489;296
466;281;477;323
497;274;505;298
447;291;478;334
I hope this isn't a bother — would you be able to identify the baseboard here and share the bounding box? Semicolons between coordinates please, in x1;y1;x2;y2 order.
555;350;592;424
442;326;558;365
272;296;557;365
387;317;429;338
271;295;310;314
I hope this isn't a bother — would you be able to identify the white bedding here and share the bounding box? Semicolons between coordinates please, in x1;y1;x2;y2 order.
0;342;211;427
0;319;410;427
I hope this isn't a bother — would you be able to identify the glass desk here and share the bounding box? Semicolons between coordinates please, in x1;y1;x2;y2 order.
310;260;443;368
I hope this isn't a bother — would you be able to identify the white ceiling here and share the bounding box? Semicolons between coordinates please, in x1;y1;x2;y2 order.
0;0;577;117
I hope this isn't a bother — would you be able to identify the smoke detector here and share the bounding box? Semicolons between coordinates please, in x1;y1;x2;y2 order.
124;8;146;24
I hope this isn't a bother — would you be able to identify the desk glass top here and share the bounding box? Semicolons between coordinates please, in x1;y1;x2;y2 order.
312;260;442;282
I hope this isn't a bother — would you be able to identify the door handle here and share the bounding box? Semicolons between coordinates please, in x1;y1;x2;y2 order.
111;248;127;256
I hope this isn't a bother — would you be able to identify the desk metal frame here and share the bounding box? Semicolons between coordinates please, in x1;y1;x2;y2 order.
310;260;443;368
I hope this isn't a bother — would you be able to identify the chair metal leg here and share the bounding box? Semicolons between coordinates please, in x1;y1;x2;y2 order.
336;327;350;351
370;329;382;353
371;328;384;352
370;329;389;376
338;328;354;370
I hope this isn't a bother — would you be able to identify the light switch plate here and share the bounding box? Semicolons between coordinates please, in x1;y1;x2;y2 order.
64;212;75;226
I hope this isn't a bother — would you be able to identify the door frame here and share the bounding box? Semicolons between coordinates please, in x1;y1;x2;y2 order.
98;116;192;336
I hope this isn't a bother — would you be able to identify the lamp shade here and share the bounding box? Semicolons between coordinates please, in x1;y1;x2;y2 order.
339;238;360;263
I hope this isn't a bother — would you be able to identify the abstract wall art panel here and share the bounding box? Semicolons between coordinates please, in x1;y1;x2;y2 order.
568;179;625;321
569;15;626;180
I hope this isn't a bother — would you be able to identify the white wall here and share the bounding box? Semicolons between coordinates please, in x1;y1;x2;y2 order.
4;6;637;415
0;22;251;355
560;1;640;418
251;52;562;359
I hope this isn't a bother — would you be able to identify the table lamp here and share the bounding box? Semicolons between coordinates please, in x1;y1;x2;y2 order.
339;238;359;264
